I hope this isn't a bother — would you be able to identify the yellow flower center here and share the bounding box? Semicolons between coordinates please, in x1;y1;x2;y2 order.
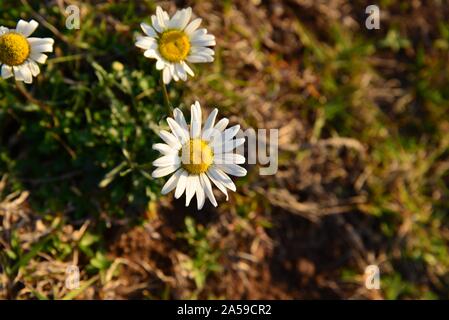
0;32;30;66
158;30;190;62
181;139;213;174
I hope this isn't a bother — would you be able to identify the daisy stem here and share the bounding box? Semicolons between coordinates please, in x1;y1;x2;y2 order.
160;74;172;112
15;81;59;127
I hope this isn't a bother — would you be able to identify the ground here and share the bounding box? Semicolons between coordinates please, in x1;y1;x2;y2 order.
1;0;449;299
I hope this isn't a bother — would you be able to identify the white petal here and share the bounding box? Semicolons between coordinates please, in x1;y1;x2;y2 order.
12;66;24;81
140;23;157;37
159;130;182;150
201;108;218;140
156;59;165;70
161;169;184;195
208;167;236;192
190;38;216;47
153;154;181;167
22;64;33;83
175;170;189;199
163;11;170;22
181;61;194;77
16;19;38;37
170;63;179;82
135;36;156;50
31;43;54;54
1;65;13;79
214;153;245;165
189;28;207;39
151;15;163;33
30;52;48;64
212;125;241;148
173;108;189;134
206;118;229;142
167;117;188;144
27;37;54;46
214;125;240;144
28;60;40;77
200;173;217;207
179;8;192;30
186;54;212;63
163;66;172;84
153;143;177;155
188;48;215;58
191;51;214;60
0;27;9;35
191;33;215;44
167;8;191;30
225;124;241;138
190;46;214;56
152;164;180;178
175;63;187;81
196;177;206;210
214;138;245;154
185;175;198;206
190;101;202;139
206;171;229;200
167;10;182;29
144;49;159;59
17;64;32;84
184;18;202;35
214;118;229;132
156;6;168;30
216;164;247;177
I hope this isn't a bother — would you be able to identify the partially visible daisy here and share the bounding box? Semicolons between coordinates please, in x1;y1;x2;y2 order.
0;19;54;84
136;6;216;84
152;101;246;210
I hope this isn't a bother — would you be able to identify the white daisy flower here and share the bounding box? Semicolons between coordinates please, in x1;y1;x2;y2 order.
0;19;54;84
135;6;216;84
152;101;247;210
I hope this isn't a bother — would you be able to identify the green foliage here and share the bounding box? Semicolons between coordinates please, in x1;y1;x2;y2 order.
0;1;174;218
292;5;449;299
179;217;222;293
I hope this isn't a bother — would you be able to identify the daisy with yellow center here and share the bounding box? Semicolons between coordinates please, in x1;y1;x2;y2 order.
0;20;54;84
152;102;247;210
135;6;216;84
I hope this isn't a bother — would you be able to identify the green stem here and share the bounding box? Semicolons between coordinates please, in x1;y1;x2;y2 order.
15;81;59;127
160;73;172;113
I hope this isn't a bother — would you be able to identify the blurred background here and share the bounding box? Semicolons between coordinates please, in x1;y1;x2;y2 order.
1;0;449;299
